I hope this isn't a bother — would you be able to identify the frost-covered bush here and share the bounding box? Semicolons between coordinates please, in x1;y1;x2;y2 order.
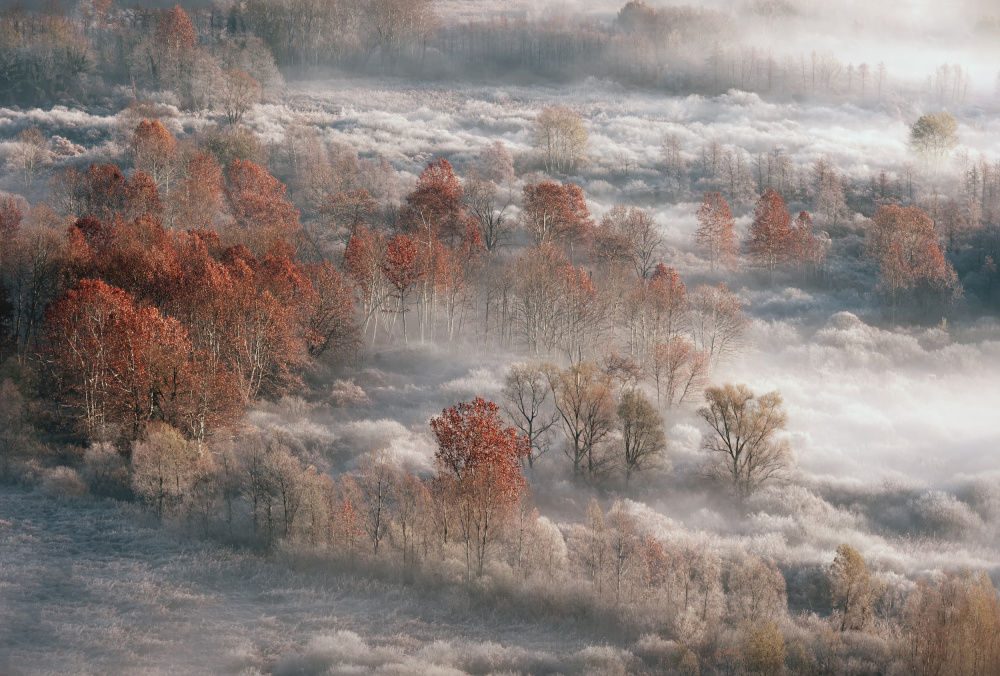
40;466;87;498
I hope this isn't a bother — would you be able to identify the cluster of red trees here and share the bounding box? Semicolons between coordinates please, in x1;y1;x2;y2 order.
1;123;357;445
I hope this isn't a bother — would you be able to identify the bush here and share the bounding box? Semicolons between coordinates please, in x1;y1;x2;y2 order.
40;466;87;498
82;442;130;499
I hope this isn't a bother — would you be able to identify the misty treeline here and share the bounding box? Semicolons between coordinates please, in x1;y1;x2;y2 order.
2;0;989;106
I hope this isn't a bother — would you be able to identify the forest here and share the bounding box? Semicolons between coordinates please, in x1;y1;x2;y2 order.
1;0;999;674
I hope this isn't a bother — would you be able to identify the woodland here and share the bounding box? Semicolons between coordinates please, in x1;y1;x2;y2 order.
0;0;999;675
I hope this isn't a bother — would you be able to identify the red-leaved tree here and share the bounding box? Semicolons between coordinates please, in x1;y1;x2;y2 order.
431;396;528;580
746;188;793;278
381;234;423;344
44;279;195;442
695;192;738;271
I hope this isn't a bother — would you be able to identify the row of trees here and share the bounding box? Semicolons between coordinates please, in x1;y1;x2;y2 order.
82;390;998;675
0;3;280;109
0;0;913;106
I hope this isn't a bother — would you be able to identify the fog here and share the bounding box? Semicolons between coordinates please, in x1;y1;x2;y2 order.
1;0;1000;673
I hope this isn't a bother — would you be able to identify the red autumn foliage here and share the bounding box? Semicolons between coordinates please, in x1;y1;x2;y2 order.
431;396;528;578
522;181;593;248
155;5;197;51
224;159;301;256
866;204;960;314
404;158;467;245
170;152;225;230
0;195;24;244
43;279;196;441
695;191;738;271
381;234;424;344
746;188;793;274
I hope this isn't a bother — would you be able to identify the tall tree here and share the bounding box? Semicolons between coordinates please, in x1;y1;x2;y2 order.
617;388;667;486
695;192;738;271
501;361;558;470
381;234;423;344
534;105;588;173
829;544;885;631
224;159;300;256
431;397;527;580
697;383;792;499
746;189;793;277
865;204;960;317
546;361;617;483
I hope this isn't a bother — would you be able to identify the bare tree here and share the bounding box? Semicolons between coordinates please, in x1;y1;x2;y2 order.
617;388;668;486
502;361;559;470
465;170;513;252
219;69;261;126
689;284;751;368
7;127;51;192
357;449;397;557
698;383;792;499
546;361;617;483
534;105;588;173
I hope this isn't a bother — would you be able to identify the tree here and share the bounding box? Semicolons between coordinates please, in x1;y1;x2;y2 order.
746;189;793;276
169;152;224;230
6;127;51;192
44;280;196;442
829;543;885;631
865;204;960;317
594;205;662;279
522;181;593;249
464;170;512;252
156;5;197;52
224;159;300;256
404;157;467;245
381;234;423;344
813;157;847;226
219;69;261;126
617;389;667;486
728;557;787;624
695;192;738;271
910;112;959;162
343;225;389;342
903;572;1000;675
789;210;826;272
547;361;617;483
130;120;178;194
648;337;709;409
302;261;359;360
131;423;198;518
534;105;588;173
739;621;787;676
430;397;528;580
689;283;751;368
501;362;558;470
698;383;792;499
356;449;397;558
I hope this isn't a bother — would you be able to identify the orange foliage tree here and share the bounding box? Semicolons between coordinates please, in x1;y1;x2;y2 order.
381;234;423;344
522;181;593;249
865;204;960;317
130;120;177;193
431;396;528;580
404;158;467;245
43;280;196;442
224;159;301;256
169;152;225;230
746;189;793;277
